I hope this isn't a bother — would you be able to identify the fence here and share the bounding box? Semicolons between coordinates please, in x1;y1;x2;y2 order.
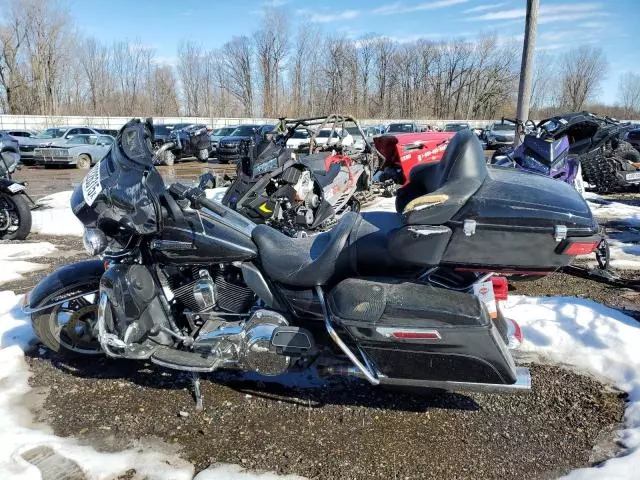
0;115;505;131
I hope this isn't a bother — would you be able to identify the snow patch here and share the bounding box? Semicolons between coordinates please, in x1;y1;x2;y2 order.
0;291;303;479
0;243;56;285
31;191;83;237
501;296;640;479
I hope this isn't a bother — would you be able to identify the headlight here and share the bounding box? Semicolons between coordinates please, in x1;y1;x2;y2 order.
83;228;108;256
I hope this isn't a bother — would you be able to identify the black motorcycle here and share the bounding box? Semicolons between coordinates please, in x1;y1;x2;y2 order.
24;120;604;405
0;133;33;240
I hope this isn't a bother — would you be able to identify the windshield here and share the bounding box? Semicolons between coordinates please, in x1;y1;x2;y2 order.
444;124;468;132
317;129;339;138
346;126;362;136
231;126;258;137
387;124;414;133
35;128;66;139
212;127;235;136
493;124;515;131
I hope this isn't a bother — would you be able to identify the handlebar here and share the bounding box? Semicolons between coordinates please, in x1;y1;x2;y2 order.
168;182;227;217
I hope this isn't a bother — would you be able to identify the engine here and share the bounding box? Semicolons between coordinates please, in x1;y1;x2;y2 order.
161;265;256;315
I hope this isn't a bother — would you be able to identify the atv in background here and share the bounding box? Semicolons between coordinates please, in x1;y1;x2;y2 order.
154;123;211;165
490;117;583;192
542;112;638;192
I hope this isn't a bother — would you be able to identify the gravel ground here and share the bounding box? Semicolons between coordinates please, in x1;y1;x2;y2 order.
25;355;625;480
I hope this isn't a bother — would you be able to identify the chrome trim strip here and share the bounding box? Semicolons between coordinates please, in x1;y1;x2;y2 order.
327;366;531;393
22;289;100;314
315;286;380;386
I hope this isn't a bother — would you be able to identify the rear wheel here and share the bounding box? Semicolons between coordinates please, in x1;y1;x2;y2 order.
76;154;91;169
32;286;101;357
0;192;31;240
161;150;175;166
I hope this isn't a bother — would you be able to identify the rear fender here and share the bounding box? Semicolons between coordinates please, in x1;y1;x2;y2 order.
0;177;26;194
24;259;104;313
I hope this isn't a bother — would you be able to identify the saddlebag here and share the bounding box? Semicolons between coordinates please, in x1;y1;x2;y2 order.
327;278;518;385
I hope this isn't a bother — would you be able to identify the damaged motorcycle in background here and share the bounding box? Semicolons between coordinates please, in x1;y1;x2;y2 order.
222;115;381;236
23;118;611;408
0;133;34;240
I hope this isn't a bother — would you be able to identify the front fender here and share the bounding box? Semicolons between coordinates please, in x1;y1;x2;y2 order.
24;259;104;313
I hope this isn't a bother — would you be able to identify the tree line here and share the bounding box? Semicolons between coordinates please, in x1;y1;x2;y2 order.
1;0;638;120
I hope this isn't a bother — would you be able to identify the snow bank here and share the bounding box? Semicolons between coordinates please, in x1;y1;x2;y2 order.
502;296;640;479
0;293;300;480
31;191;83;237
0;242;56;285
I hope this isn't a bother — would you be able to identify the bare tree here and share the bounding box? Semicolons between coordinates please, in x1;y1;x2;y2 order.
222;36;254;116
559;46;608;111
618;72;640;115
254;10;289;117
177;41;204;116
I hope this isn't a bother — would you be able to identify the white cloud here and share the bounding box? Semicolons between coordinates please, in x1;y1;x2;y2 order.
472;2;604;21
297;8;360;23
463;2;508;14
374;0;469;16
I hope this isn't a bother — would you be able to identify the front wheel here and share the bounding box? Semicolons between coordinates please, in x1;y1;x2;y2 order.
197;148;209;162
0;192;32;240
31;286;102;357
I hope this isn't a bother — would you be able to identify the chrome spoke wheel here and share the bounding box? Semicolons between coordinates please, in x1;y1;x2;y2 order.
47;294;101;354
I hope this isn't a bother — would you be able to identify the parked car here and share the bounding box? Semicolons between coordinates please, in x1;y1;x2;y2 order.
2;129;37;139
443;123;471;132
345;126;367;150
385;122;419;133
485;121;516;149
18;126;100;164
95;128;119;137
217;124;275;163
313;127;354;147
209;126;237;156
285;128;313;150
30;134;114;169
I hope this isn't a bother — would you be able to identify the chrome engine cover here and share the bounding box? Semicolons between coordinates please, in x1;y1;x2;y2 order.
193;309;291;376
242;310;290;375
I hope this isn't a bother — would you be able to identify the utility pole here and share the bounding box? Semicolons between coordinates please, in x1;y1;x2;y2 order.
514;0;539;146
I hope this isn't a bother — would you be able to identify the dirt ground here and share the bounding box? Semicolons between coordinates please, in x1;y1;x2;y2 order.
4;163;640;479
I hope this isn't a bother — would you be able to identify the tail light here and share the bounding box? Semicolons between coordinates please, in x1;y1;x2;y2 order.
491;276;508;301
561;240;600;256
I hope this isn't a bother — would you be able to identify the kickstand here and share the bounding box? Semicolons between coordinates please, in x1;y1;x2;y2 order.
191;373;203;410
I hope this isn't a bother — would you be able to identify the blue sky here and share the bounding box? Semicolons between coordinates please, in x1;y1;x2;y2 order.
70;0;637;104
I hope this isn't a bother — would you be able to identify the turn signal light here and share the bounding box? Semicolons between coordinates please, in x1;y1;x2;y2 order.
562;241;600;256
491;276;509;301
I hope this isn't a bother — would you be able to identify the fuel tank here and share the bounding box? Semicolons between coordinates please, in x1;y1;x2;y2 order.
151;206;258;265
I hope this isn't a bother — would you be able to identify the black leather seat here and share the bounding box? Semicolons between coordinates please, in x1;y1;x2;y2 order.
396;130;487;225
299;152;340;188
252;211;405;287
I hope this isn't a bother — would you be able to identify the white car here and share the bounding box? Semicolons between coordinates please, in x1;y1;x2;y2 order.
313;128;354;147
286;129;313;150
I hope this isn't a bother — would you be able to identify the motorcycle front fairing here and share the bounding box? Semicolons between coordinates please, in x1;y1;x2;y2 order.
71;119;166;247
